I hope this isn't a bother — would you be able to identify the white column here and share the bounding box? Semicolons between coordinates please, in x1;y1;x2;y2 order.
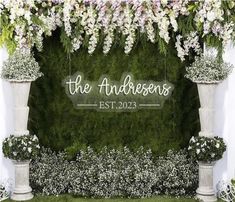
0;48;14;183
214;43;235;187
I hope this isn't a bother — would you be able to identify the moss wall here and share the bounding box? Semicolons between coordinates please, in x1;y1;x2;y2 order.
28;30;200;156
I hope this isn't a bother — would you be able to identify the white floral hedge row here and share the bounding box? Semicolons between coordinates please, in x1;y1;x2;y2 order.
0;0;235;60
30;147;198;197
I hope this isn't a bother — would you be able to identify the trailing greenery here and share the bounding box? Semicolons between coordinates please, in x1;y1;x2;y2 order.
28;31;200;156
185;55;233;83
30;147;198;197
2;135;40;161
188;136;226;163
0;50;43;81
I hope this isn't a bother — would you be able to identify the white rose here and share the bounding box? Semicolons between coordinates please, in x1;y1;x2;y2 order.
161;0;168;6
196;149;200;154
211;153;215;158
207;11;216;22
190;137;195;143
33;135;38;141
215;143;220;148
28;148;32;153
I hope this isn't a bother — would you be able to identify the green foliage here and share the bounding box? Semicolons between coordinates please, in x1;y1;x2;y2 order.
0;24;16;54
232;179;235;186
60;28;72;54
4;194;199;202
28;30;200;156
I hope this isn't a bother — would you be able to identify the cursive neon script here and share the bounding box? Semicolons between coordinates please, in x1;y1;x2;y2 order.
66;75;92;95
66;74;171;97
98;75;171;96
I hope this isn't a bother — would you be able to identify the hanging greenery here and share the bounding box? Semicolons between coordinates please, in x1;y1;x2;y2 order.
0;0;235;60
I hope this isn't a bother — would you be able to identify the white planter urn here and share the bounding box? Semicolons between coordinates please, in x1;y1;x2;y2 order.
10;81;31;136
197;83;217;138
196;162;217;202
9;81;34;200
11;161;33;201
196;82;218;202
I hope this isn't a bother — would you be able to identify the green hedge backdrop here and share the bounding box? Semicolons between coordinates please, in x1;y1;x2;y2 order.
28;30;200;157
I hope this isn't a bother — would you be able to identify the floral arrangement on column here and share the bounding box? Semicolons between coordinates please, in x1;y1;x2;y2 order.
188;136;226;201
0;51;42;201
2;135;40;201
185;55;233;202
0;1;235;60
188;136;226;163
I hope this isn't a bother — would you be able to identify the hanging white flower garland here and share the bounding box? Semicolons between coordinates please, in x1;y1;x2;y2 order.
0;0;235;60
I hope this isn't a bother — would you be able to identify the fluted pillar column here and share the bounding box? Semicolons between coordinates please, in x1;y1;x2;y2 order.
196;83;217;202
10;81;33;201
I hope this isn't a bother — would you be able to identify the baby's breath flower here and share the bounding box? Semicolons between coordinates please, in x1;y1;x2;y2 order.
0;50;43;82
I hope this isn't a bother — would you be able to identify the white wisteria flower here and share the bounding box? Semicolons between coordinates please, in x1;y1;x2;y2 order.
0;0;234;59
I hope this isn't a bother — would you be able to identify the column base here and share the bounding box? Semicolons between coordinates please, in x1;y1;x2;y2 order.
197;194;217;202
11;192;33;201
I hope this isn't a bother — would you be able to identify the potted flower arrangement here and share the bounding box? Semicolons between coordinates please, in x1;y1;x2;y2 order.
2;134;40;201
185;55;233;137
188;136;226;202
185;54;232;202
1;50;42;201
188;136;226;163
0;50;43;135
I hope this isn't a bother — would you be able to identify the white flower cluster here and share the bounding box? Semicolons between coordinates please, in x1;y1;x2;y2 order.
2;134;40;161
0;50;43;81
30;148;70;195
30;147;198;197
194;0;234;47
176;32;201;61
1;1;234;60
188;136;226;163
185;54;233;83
